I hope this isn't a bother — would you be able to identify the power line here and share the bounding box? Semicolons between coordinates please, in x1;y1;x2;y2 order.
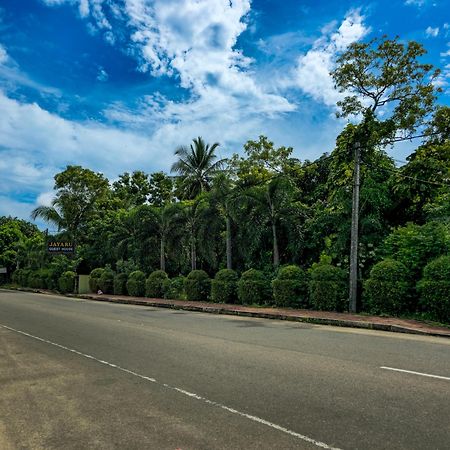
362;160;450;188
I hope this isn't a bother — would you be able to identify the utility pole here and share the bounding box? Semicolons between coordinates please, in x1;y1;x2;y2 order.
349;141;361;313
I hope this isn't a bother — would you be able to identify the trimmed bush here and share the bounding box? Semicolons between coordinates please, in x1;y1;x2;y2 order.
237;269;272;305
126;270;146;297
114;273;128;295
272;265;308;308
163;276;185;300
211;269;238;304
417;256;450;323
184;270;211;301
98;268;115;294
146;270;169;298
363;259;412;315
89;268;105;293
58;271;76;294
308;260;347;312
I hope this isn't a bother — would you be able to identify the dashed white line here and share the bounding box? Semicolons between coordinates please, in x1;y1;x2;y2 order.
1;323;340;450
380;366;450;381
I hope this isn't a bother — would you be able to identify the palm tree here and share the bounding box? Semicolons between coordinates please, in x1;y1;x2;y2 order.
171;137;226;199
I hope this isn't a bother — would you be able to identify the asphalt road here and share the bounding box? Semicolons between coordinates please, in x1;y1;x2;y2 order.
0;290;449;450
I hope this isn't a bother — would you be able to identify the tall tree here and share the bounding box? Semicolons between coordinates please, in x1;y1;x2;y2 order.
31;165;110;242
171;137;226;199
112;171;151;208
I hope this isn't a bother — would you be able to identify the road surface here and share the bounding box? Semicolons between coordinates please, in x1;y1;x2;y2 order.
0;289;449;449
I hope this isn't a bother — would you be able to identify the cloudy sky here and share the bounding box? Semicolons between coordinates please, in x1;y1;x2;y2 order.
0;0;449;224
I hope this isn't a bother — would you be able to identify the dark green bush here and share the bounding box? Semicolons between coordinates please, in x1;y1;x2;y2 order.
211;269;239;304
184;270;211;301
146;270;169;298
237;269;272;305
11;269;22;285
113;273;128;295
58;271;76;294
18;268;32;287
27;270;43;289
363;259;412;315
272;265;308;308
98;268;115;294
126;270;146;297
163;276;185;300
89;268;105;292
417;256;450;323
308;260;347;311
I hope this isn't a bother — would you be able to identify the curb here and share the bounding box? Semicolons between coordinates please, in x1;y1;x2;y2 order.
3;287;449;339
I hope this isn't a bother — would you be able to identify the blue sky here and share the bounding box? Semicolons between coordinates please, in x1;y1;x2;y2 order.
0;0;449;224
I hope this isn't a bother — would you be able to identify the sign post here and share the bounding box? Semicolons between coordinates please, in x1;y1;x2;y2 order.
47;241;75;255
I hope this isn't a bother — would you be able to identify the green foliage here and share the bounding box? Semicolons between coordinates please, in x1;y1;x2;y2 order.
272;265;308;308
58;271;76;294
98;268;115;294
417;256;450;323
184;270;211;301
332;36;440;136
113;273;128;295
89;268;105;292
211;269;238;303
381;222;450;277
363;259;412;315
237;269;272;305
163;276;186;300
146;270;169;298
308;259;347;311
126;270;146;297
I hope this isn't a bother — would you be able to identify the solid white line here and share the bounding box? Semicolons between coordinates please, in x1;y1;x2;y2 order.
380;366;450;381
1;324;340;450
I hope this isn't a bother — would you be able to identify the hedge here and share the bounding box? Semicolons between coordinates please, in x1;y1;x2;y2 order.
237;269;271;305
89;268;105;293
146;270;168;298
184;270;211;301
163;276;185;300
417;256;450;323
363;259;412;315
211;269;239;304
308;260;347;311
98;268;115;294
58;271;76;294
272;265;308;308
113;273;128;295
126;270;146;297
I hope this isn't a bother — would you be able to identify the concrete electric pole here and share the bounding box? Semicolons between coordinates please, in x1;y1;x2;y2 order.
349;141;361;313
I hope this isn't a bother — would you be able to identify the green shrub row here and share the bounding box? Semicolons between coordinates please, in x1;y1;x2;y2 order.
11;268;76;294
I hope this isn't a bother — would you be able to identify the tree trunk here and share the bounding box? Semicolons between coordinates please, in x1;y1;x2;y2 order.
226;215;232;270
191;239;197;271
272;221;279;268
160;237;165;272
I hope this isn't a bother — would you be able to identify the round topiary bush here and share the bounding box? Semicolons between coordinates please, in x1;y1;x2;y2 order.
272;265;308;308
126;270;146;297
417;255;450;323
363;259;412;315
211;269;239;304
98;268;115;294
89;268;105;293
237;269;272;305
146;270;169;298
58;271;76;294
308;260;347;312
113;273;128;295
163;276;185;300
184;270;211;301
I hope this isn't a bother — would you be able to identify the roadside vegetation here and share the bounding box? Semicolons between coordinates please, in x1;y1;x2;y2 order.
1;36;449;324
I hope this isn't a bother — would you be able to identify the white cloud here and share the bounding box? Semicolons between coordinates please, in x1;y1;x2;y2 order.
36;191;55;207
0;44;8;64
96;67;109;82
292;9;369;107
425;26;439;37
405;0;426;6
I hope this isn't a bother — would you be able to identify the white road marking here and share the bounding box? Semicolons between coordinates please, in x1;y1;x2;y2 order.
380;366;450;381
1;324;340;450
